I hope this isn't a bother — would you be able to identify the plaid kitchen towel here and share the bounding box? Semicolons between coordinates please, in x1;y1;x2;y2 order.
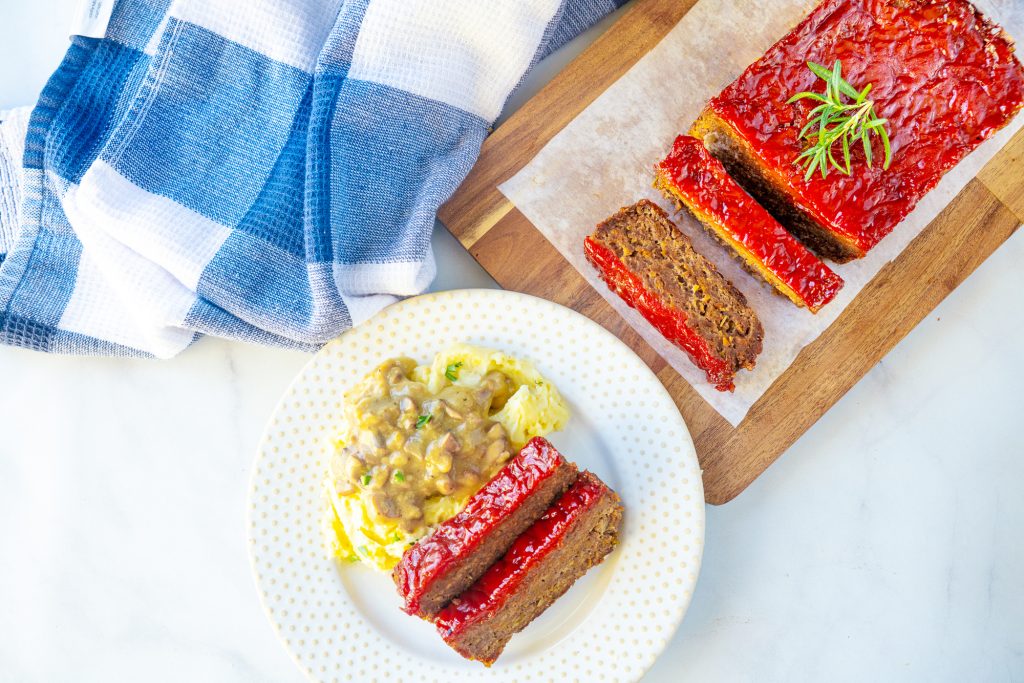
0;0;624;357
0;107;29;260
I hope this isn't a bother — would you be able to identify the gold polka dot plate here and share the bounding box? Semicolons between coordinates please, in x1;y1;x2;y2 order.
247;288;704;682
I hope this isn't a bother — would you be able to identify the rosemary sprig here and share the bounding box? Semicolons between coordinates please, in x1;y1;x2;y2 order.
787;60;892;181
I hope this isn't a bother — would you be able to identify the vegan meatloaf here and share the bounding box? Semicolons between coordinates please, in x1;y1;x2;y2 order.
584;199;763;392
435;471;623;666
655;134;844;313
691;0;1024;262
393;436;577;618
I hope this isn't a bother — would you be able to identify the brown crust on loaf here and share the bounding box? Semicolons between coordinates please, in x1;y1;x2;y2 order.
409;460;578;617
443;476;623;664
591;199;763;371
690;109;863;263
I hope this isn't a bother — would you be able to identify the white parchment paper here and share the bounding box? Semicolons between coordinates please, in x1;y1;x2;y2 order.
500;0;1024;426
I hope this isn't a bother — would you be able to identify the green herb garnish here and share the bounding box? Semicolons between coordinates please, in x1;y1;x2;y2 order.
444;361;463;382
357;545;368;557
360;473;372;486
787;60;892;180
393;469;405;482
415;414;432;429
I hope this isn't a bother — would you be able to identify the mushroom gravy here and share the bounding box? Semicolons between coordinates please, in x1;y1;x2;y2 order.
330;358;516;534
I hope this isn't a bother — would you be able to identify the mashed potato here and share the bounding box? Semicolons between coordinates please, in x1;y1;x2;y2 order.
416;344;570;447
325;344;569;570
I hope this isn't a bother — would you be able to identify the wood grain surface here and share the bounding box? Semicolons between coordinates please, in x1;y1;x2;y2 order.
438;0;1024;504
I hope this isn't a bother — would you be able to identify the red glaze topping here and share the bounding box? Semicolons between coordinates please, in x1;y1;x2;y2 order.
394;437;567;616
707;0;1024;254
435;473;608;639
583;234;736;391
658;135;844;312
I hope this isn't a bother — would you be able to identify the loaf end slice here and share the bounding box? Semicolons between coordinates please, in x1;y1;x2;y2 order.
584;199;763;391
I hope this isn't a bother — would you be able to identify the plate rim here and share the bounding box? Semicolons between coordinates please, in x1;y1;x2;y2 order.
246;287;706;682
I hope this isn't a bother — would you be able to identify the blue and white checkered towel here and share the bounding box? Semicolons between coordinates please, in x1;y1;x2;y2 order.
0;0;622;357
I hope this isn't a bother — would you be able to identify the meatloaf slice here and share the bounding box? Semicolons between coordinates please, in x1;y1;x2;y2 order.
584;199;763;391
691;0;1024;262
655;135;844;313
393;437;577;618
435;471;623;666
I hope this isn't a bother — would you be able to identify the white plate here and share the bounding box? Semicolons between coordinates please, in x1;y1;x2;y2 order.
247;289;705;682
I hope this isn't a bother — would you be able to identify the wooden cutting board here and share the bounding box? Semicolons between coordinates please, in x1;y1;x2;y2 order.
438;0;1024;504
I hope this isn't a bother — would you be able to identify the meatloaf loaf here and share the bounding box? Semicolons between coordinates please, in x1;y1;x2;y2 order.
393;436;577;618
584;199;763;391
655;135;844;313
691;0;1024;262
435;471;622;665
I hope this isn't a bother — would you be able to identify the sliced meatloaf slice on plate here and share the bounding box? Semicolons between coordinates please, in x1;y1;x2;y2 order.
435;471;623;665
393;436;578;618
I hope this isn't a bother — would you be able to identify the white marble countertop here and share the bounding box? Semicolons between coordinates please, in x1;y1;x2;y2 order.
2;2;1022;681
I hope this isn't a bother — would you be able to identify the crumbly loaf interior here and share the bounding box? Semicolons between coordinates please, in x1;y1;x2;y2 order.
414;462;577;616
448;490;623;665
690;110;863;263
595;201;763;371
